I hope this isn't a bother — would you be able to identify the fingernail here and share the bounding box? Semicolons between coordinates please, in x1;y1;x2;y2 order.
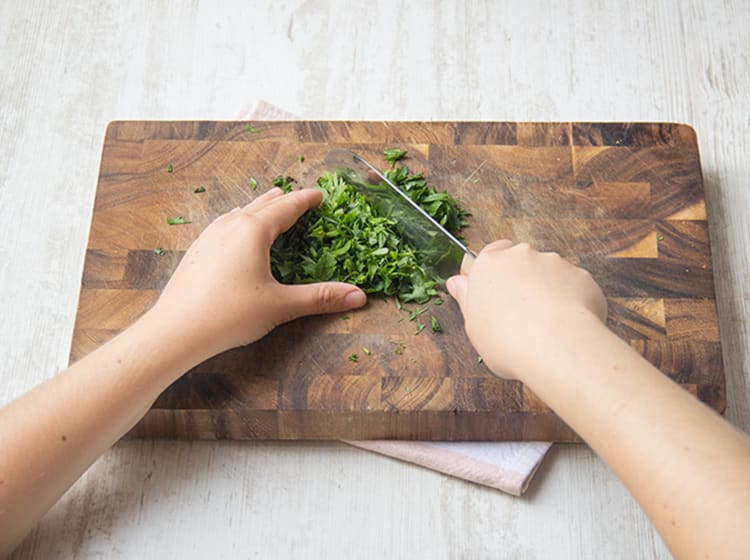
344;290;366;308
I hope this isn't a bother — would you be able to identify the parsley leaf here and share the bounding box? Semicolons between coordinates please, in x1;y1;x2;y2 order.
414;323;426;335
431;316;441;333
348;353;358;363
194;186;206;193
166;163;173;173
249;176;258;190
408;308;427;321
384;148;407;167
246;124;259;133
272;175;296;193
166;216;191;225
154;247;165;256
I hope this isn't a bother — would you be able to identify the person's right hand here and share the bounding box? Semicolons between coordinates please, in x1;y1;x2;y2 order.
446;240;607;380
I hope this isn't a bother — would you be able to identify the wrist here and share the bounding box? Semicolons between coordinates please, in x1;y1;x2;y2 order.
129;306;214;385
512;308;611;386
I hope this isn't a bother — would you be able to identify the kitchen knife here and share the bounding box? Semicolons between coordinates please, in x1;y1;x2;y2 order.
324;149;475;280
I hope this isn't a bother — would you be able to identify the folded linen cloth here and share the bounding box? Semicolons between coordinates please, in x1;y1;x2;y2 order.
236;100;553;496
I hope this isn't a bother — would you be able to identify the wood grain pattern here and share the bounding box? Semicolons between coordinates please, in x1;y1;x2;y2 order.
70;120;724;441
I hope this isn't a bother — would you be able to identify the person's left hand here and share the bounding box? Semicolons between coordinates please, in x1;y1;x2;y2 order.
151;187;366;361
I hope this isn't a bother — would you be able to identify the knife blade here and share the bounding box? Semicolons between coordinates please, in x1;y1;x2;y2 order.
324;149;475;280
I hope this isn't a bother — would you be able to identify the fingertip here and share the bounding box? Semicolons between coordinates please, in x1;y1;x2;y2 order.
446;274;467;300
343;288;367;309
485;239;515;252
460;253;475;274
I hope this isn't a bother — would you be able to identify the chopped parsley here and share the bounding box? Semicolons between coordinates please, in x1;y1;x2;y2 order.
414;323;426;335
269;150;469;304
433;298;443;306
395;342;406;355
249;176;258;190
299;155;305;163
154;247;165;256
194;186;206;193
408;308;427;321
431;316;441;333
348;353;358;363
384;148;408;167
166;163;173;173
362;347;372;355
272;175;296;193
246;124;259;133
166;216;191;225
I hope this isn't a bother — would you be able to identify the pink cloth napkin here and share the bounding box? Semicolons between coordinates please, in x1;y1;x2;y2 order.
237;101;552;496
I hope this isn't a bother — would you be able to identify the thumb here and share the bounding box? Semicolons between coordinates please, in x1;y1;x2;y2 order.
283;282;367;319
446;275;469;315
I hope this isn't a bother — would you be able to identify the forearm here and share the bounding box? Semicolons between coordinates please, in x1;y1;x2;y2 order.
521;311;750;559
0;309;201;554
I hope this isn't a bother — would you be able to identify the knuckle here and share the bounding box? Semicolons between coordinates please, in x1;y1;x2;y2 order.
316;284;338;310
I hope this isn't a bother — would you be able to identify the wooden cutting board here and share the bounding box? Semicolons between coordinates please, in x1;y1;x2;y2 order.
70;121;724;441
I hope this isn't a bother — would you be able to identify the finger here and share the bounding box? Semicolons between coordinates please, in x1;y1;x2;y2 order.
460;252;475;275
212;206;241;224
256;188;324;239
483;239;515;253
446;275;468;315
281;282;367;320
242;187;285;212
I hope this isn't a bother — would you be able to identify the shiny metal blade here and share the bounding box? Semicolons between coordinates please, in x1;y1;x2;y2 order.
324;149;474;279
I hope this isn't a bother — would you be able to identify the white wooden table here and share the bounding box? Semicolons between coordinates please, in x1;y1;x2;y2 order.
2;1;748;558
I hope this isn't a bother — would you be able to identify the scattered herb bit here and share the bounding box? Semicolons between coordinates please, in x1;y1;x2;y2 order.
477;356;484;364
395;298;403;311
405;385;413;394
194;186;206;193
398;317;404;323
362;347;372;356
166;216;191;225
415;323;426;335
249;176;258;190
299;155;305;163
384;147;408;167
471;177;480;184
408;308;427;321
166;163;173;173
348;353;358;363
395;342;406;355
272;175;296;193
154;247;165;256
246;124;259;133
270;150;469;304
657;235;664;241
341;314;351;320
433;298;443;306
431;316;441;333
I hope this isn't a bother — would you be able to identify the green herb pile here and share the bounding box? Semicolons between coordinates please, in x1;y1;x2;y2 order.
270;150;469;304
